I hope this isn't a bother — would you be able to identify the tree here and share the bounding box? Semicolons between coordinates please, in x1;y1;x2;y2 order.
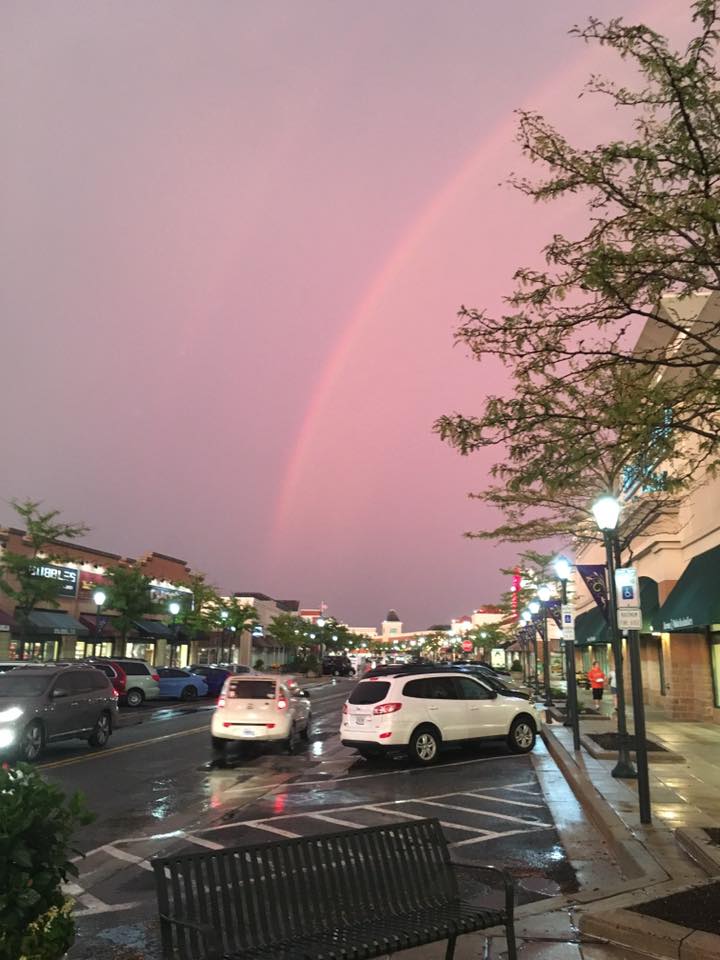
0;499;89;658
448;2;720;466
177;573;222;641
104;565;155;653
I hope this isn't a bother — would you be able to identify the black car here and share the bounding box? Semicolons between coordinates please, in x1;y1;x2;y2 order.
322;656;355;677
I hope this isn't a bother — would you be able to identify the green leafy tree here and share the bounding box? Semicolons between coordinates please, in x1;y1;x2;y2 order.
177;573;222;640
449;2;720;465
104;566;155;652
0;499;88;658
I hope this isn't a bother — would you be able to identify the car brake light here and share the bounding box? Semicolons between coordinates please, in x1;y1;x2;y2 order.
267;723;276;729
342;703;348;714
277;698;288;710
217;696;226;708
373;702;402;715
379;731;392;739
151;673;160;682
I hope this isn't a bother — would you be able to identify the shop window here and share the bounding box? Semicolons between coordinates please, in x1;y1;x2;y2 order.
710;636;720;709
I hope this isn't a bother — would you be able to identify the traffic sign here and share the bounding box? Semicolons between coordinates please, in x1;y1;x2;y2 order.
561;605;575;641
615;567;639;608
617;608;643;630
462;639;473;652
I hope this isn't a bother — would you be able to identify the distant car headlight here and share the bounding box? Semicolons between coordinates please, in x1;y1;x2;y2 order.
0;707;23;723
0;728;16;748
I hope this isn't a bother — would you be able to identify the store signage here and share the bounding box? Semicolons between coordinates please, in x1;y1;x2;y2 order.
618;608;643;630
150;582;193;608
31;563;78;597
561;605;575;641
0;624;9;633
79;570;110;594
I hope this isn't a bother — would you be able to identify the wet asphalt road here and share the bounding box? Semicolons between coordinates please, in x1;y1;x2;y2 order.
38;680;578;959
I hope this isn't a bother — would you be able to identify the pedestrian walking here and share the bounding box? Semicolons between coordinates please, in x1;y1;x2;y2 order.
608;667;618;713
588;660;606;711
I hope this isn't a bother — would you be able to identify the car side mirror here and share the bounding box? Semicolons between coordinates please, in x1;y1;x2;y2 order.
52;688;68;699
301;689;310;698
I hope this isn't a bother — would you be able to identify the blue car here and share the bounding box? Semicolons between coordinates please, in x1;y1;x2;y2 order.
187;665;232;698
156;667;209;701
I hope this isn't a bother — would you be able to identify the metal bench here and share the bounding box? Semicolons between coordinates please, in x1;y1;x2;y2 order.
152;818;516;960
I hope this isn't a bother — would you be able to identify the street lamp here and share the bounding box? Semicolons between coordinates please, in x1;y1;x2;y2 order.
537;585;553;709
219;610;229;665
92;589;106;657
592;495;636;780
168;601;181;668
554;557;580;750
528;600;541;693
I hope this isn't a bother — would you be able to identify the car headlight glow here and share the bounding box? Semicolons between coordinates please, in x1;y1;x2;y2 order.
0;728;16;749
0;707;23;723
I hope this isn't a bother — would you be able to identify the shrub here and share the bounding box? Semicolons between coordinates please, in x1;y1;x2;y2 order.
510;660;523;672
304;654;320;675
253;658;265;671
0;763;93;960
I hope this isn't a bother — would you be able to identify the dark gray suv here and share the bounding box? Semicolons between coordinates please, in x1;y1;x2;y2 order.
0;664;119;762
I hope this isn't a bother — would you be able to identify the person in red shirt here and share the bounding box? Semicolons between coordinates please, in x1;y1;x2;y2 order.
587;661;606;710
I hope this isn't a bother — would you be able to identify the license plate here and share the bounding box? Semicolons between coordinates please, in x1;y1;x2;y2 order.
353;716;365;726
243;728;257;737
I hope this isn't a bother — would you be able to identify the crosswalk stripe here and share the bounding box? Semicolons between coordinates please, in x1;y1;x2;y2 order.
245;821;299;838
409;799;551;827
462;791;545;809
308;813;370;829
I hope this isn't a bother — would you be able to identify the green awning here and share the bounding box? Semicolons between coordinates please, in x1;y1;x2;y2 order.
574;606;609;647
639;577;659;633
133;618;174;640
652;544;720;632
27;609;88;637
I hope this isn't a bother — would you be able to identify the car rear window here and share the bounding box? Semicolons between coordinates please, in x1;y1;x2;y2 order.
0;673;51;696
348;681;391;705
228;679;276;700
121;662;150;676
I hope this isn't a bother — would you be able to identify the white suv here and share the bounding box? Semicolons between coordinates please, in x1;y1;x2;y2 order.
340;669;540;764
211;674;311;760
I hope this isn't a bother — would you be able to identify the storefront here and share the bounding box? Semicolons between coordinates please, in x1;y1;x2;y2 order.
126;618;175;666
18;609;89;661
78;613;122;658
573;606;610;674
651;544;720;721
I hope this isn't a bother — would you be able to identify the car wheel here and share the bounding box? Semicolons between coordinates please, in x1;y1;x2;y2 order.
300;714;311;740
18;720;44;762
181;685;198;701
211;736;227;766
126;688;144;708
409;726;440;765
508;716;536;754
89;712;112;748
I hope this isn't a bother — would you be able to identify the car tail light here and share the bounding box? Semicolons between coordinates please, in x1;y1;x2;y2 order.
373;702;402;715
151;673;160;683
217;696;226;708
266;723;276;729
342;703;348;714
277;697;288;710
379;731;392;739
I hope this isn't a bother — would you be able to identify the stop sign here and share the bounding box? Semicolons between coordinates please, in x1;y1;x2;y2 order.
462;639;473;652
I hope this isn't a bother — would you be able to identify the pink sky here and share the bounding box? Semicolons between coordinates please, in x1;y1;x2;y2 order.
1;1;688;628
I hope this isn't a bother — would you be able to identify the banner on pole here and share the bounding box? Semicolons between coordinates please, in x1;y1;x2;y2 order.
577;564;610;623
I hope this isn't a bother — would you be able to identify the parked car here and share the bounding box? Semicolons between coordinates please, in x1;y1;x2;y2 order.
211;674;311;760
340;666;540;764
188;665;231;697
452;664;533;700
0;661;45;673
81;657;160;707
156;667;209;700
0;663;118;762
322;655;355;677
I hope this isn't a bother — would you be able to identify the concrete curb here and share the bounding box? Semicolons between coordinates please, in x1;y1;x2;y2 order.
580;732;685;764
579;878;720;960
541;724;666;883
676;828;720;876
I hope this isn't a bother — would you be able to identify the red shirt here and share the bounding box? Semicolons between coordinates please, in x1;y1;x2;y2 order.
588;666;606;689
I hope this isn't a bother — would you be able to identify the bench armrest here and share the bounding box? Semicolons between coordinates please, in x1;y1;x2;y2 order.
449;860;515;918
159;913;222;960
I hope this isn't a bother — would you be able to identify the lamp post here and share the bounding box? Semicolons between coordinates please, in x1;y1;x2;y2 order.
537;585;553;708
554;557;580;751
592;495;636;780
520;610;532;685
168;601;181;668
528;600;541;694
92;589;106;657
219;609;229;665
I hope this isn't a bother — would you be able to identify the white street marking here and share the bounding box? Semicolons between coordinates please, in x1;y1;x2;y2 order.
463;791;544;809
245;821;299;838
185;834;224;850
409;799;551;827
450;826;552;848
307;813;370;829
101;844;154;871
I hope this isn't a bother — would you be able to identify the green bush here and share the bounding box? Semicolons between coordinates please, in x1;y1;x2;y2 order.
253;658;265;671
0;763;93;960
510;659;523;672
303;654;320;675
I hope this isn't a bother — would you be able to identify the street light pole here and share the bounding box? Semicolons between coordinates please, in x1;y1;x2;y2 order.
538;585;553;709
219;610;229;665
554;558;580;752
168;601;181;668
592;496;636;780
528;600;541;695
92;589;106;657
